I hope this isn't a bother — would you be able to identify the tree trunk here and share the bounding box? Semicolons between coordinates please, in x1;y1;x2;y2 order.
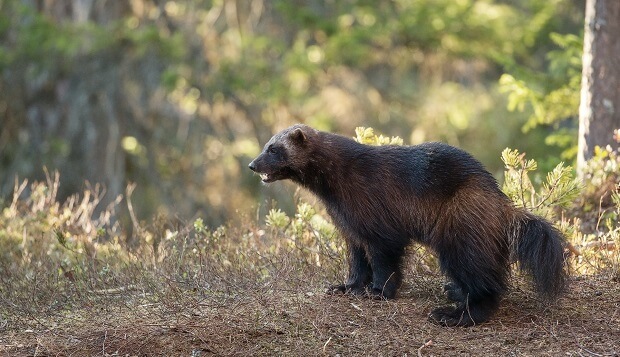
577;0;620;173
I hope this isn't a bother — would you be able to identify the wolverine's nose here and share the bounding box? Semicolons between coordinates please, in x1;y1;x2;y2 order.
248;161;257;171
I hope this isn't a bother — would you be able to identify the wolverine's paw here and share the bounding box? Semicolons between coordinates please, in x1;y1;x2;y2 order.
429;302;495;327
429;305;473;327
326;284;366;297
366;287;395;300
326;284;347;295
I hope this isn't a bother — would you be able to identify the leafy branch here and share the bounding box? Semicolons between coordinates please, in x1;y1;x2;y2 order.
502;148;581;220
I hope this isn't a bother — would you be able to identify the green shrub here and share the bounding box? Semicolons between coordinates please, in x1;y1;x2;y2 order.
265;201;342;268
354;127;404;146
501;147;581;220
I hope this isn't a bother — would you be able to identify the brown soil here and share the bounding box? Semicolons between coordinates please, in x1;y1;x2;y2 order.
2;274;618;356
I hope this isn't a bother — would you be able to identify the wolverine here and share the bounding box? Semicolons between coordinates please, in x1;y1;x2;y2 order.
248;124;567;327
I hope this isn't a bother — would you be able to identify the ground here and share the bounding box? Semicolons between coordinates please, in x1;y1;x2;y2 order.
2;271;618;356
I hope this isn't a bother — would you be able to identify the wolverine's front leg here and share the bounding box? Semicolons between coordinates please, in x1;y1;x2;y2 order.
366;246;405;299
328;244;372;296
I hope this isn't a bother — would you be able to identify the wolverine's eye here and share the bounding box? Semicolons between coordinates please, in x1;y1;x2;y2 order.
268;146;277;155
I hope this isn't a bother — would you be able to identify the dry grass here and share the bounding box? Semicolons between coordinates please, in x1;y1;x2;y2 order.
1;174;619;356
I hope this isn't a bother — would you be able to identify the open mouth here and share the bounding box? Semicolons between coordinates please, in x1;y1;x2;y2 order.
257;172;276;183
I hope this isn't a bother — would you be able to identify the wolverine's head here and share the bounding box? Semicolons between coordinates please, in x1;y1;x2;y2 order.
248;124;317;183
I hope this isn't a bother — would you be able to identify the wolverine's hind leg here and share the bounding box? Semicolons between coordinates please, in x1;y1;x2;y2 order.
328;244;372;296
429;234;509;326
443;281;466;302
430;278;502;326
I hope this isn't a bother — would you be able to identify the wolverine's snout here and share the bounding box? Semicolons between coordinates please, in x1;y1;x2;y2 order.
248;158;267;182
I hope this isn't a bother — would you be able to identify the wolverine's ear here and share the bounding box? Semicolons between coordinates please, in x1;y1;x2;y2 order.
290;127;307;144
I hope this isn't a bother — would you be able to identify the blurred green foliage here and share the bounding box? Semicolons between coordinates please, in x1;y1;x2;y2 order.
500;32;583;160
0;0;584;226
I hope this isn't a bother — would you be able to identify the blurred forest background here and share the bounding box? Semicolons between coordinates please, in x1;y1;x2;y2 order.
0;0;585;228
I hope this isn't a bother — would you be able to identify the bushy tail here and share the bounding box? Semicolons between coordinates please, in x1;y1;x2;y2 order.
517;213;568;300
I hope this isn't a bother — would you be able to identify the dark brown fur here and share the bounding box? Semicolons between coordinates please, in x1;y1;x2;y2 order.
249;124;567;327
